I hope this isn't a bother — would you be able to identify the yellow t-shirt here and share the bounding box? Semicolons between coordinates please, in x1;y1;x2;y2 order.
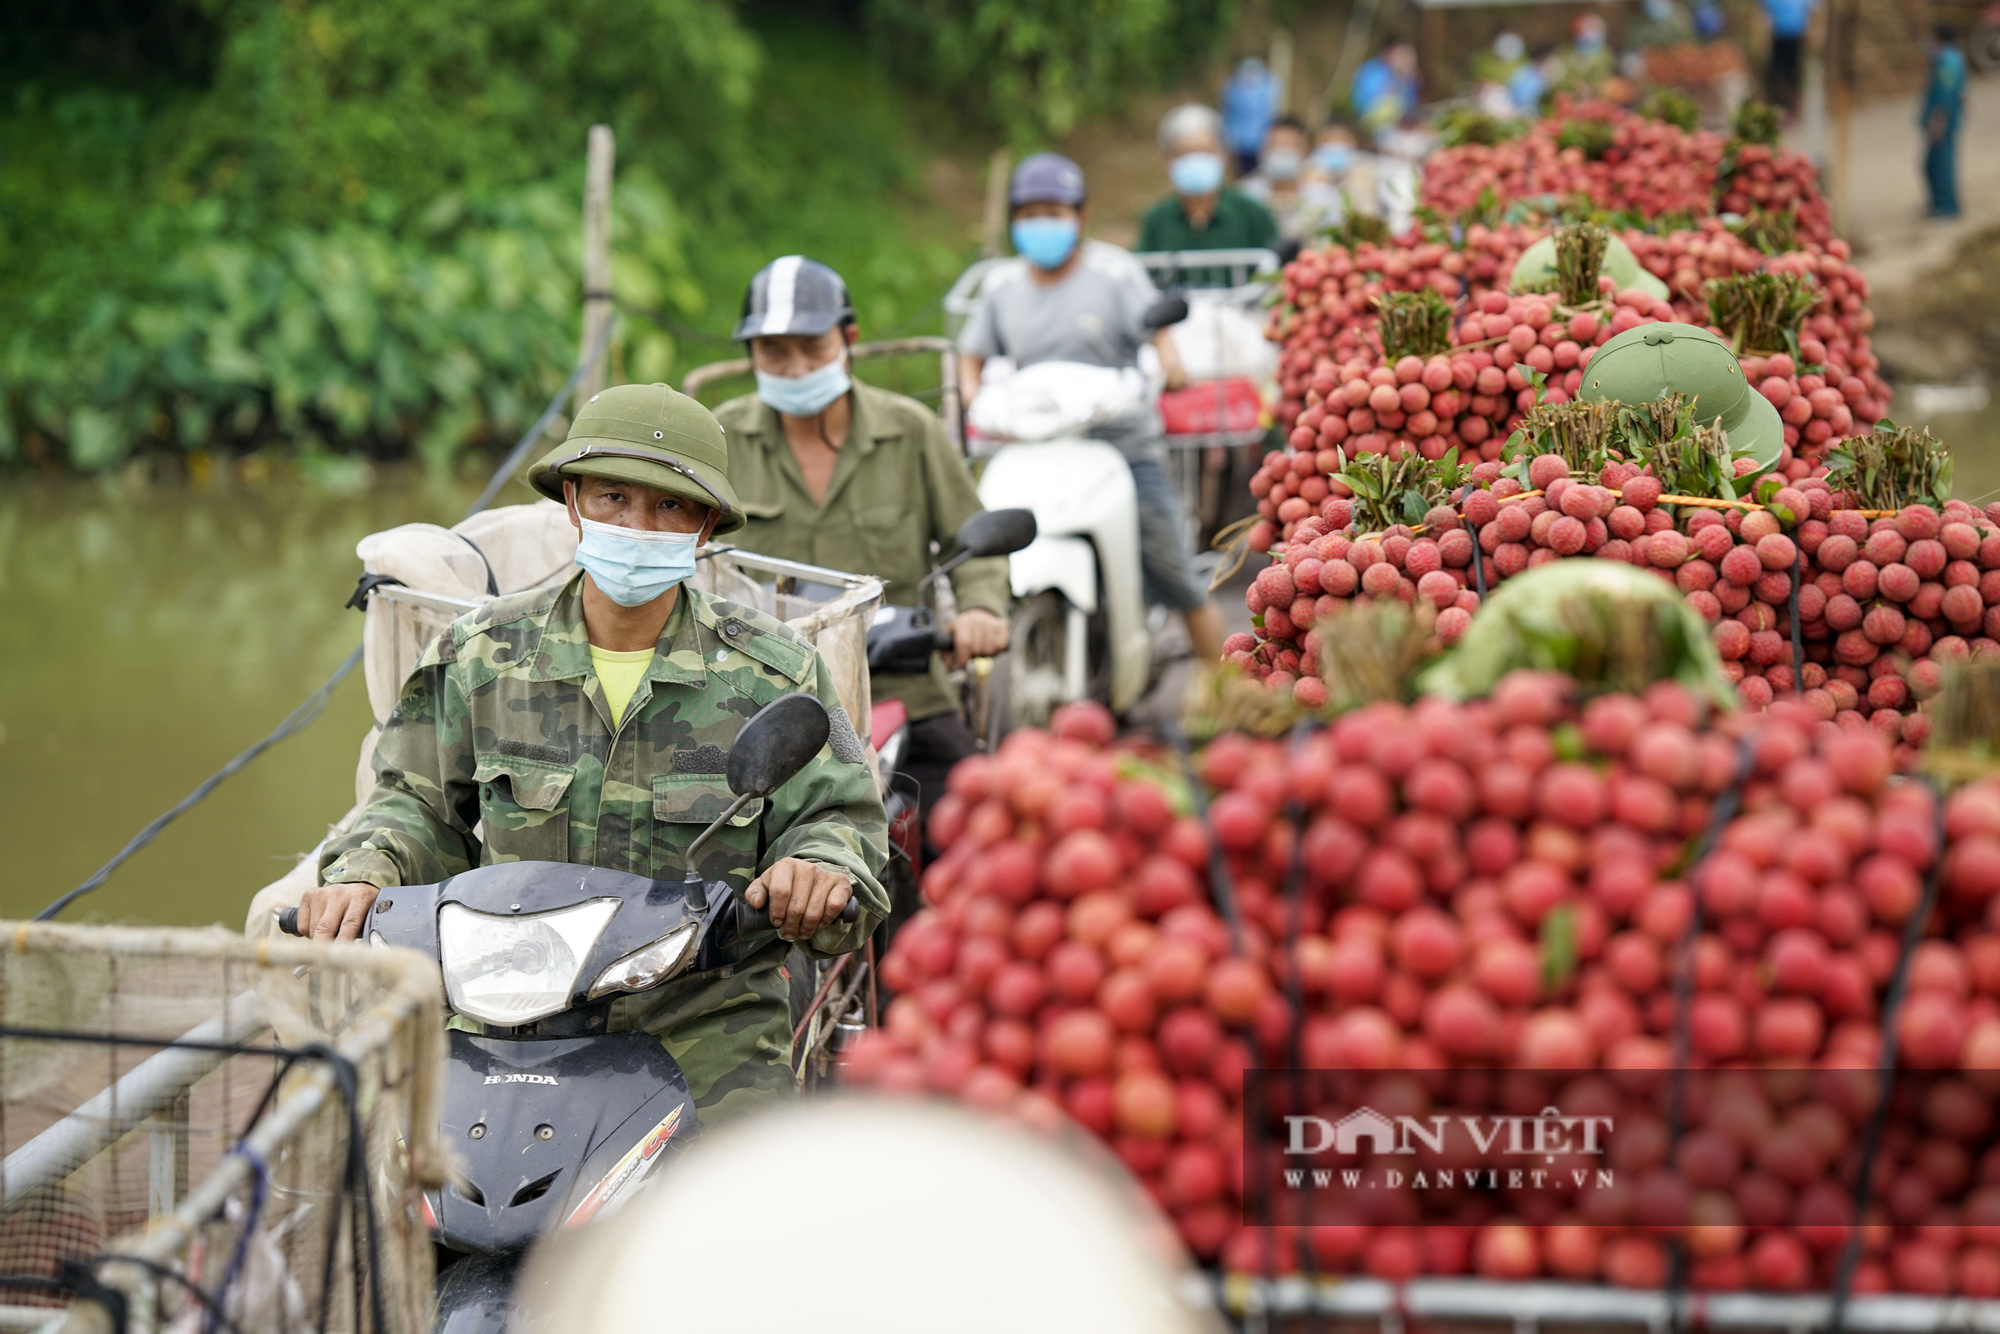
590;646;656;725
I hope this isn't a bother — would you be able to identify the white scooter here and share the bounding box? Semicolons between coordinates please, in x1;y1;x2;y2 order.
969;295;1189;731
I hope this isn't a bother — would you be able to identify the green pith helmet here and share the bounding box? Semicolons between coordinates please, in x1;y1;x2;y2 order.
1578;322;1786;476
528;383;744;535
1510;233;1671;302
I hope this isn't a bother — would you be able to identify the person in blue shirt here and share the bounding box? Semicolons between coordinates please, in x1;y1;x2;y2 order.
1761;0;1814;111
1350;41;1419;140
1923;26;1968;217
1222;56;1279;177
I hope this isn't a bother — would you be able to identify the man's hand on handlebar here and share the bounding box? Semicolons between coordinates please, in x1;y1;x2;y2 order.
296;882;379;941
745;858;854;942
949;608;1009;667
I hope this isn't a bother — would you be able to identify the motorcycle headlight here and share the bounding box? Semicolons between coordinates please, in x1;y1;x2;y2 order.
586;924;699;1000
437;899;619;1027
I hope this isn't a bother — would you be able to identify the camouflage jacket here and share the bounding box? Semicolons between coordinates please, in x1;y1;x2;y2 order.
318;576;888;1059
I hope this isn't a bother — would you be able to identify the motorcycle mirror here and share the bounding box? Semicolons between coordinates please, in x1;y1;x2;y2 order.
953;508;1038;560
1142;295;1189;331
726;693;832;799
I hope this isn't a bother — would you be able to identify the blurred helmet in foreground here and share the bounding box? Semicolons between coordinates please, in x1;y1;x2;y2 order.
512;1096;1224;1334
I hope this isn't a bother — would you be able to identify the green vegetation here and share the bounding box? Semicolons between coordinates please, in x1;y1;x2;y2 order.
4;0;1226;471
1373;290;1456;362
1824;423;1955;510
867;0;1234;144
1705;271;1819;354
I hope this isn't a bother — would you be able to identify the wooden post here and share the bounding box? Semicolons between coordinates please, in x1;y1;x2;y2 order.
1829;0;1856;235
980;148;1013;259
1420;3;1447;112
578;124;615;410
1315;0;1385;127
1270;28;1296;115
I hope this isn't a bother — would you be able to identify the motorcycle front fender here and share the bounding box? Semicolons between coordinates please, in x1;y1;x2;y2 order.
1004;534;1099;613
432;1031;697;1256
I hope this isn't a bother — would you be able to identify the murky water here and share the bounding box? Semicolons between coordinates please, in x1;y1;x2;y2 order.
0;464;489;928
1920;399;2000;510
2;383;1994;930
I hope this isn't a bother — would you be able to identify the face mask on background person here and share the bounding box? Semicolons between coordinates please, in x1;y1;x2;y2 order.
1168;152;1226;196
1311;144;1355;175
754;354;851;418
573;514;701;607
1261;147;1304;181
1010;217;1081;270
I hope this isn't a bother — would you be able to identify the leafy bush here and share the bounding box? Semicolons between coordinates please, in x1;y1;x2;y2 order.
3;175;696;469
864;0;1236;143
0;3;974;470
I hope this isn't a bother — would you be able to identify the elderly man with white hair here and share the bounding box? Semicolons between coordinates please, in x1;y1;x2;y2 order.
1137;102;1279;255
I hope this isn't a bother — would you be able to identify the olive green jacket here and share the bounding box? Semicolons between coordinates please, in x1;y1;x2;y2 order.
714;381;1012;722
317;577;888;1121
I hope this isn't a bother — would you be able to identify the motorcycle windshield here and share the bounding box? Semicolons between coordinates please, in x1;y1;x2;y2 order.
439;899;619;1027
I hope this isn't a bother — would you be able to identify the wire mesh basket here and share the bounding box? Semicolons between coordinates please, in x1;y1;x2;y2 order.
0;922;445;1334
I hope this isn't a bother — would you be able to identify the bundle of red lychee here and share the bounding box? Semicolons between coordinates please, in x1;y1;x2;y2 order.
1266;240;1885;493
1270;285;1672;475
1266;223;1536;425
836;685;2000;1296
1417;97;1832;248
1239;423;1996;757
1712;103;1835;247
1419;99;1730;226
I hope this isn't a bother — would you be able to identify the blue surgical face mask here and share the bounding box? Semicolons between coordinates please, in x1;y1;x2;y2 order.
1169;151;1226;196
1312;144;1355;174
755;355;851;418
1011;216;1081;270
574;513;701;607
1262;147;1304;181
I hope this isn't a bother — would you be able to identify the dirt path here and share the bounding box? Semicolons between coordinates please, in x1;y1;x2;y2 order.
1788;76;2000;299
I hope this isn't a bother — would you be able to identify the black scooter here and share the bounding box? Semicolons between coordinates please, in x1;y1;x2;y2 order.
280;692;856;1333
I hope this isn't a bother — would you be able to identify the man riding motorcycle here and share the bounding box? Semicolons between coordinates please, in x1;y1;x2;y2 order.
958;152;1228;666
296;382;889;1124
713;256;1011;822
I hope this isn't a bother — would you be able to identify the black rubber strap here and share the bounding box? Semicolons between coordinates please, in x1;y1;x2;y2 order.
1665;735;1756;1334
1459;482;1489;601
1279;721;1315;1070
344;573;405;611
1827;777;1950;1334
456;533;501;597
1788;545;1805;688
1165;722;1247;957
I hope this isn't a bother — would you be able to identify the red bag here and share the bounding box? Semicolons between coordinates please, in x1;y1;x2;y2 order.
1159;377;1263;437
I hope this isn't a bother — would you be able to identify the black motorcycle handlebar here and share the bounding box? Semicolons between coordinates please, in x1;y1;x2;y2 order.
748;895;863;927
274;893;859;938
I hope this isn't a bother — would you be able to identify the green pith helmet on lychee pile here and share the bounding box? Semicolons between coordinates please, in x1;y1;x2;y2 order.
1578;322;1786;479
1509;233;1671;303
528;382;746;535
